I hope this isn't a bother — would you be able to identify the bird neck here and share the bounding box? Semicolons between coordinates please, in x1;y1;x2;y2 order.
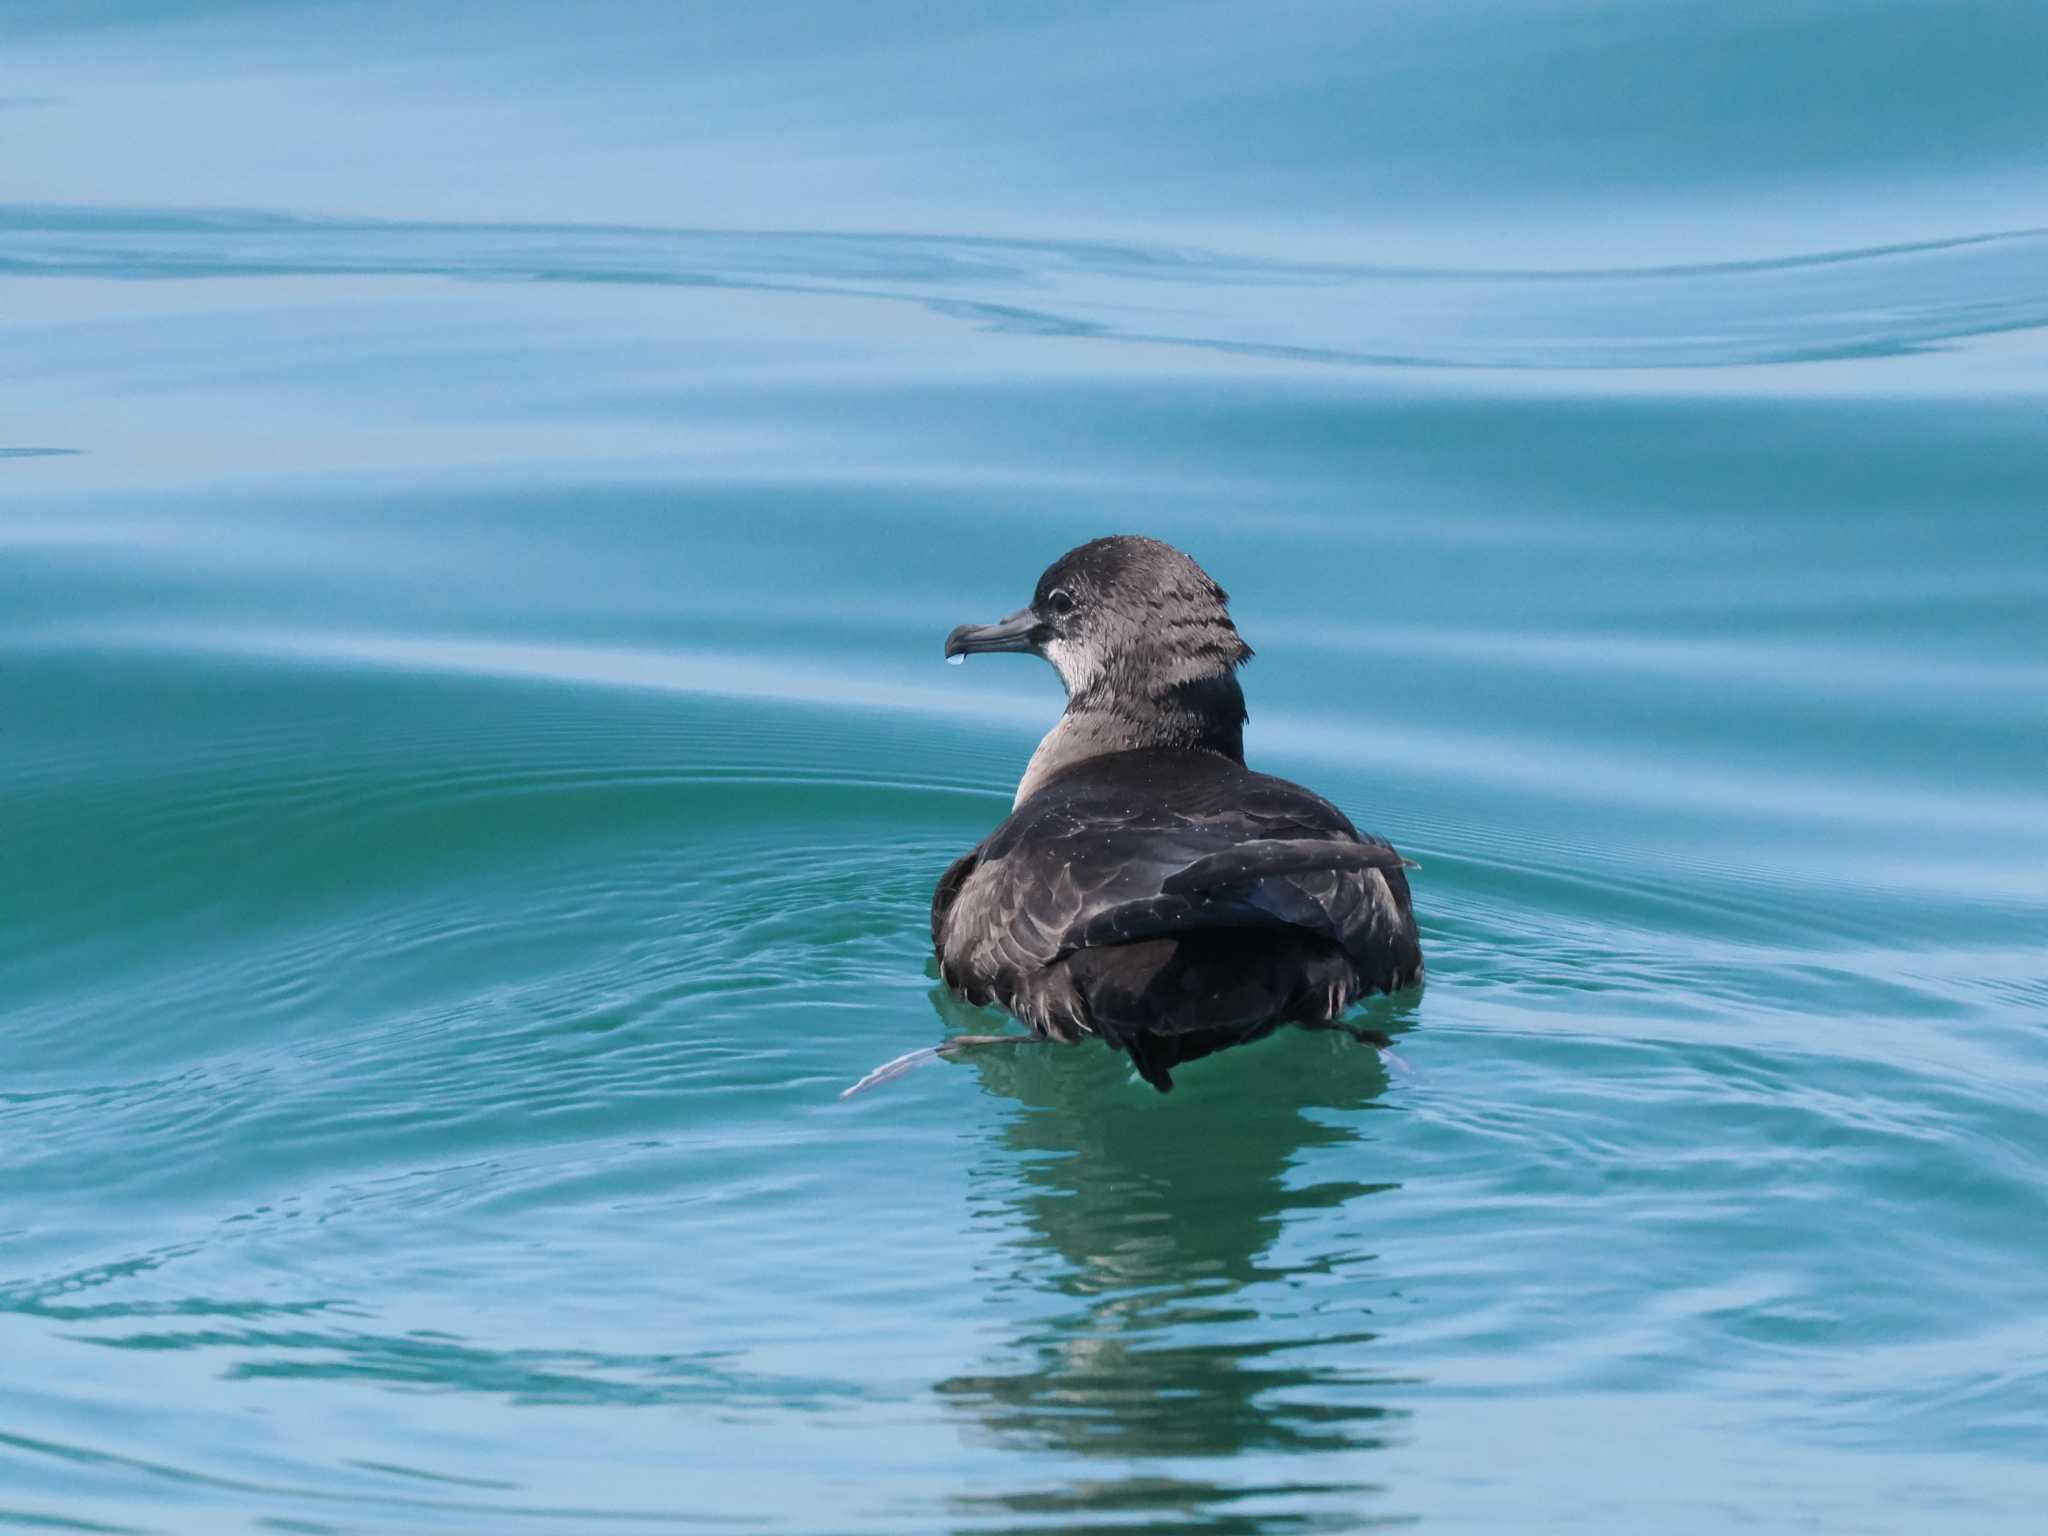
1014;670;1247;807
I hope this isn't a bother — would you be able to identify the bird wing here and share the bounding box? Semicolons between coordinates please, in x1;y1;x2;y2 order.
1158;837;1411;895
930;847;979;952
935;750;1418;1000
1051;828;1413;975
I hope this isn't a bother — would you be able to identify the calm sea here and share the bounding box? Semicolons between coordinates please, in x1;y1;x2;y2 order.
5;3;2047;1531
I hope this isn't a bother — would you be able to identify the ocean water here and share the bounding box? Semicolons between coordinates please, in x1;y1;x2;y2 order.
5;3;2048;1531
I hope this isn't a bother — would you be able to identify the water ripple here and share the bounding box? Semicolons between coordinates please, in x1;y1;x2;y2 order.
7;204;2047;369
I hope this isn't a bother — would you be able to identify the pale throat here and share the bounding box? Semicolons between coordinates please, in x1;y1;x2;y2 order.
1011;654;1248;807
1013;713;1114;807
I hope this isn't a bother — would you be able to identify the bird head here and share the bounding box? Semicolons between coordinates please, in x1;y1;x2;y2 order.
944;535;1252;706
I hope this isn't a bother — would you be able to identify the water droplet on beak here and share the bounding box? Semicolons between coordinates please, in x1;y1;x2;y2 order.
946;654;965;666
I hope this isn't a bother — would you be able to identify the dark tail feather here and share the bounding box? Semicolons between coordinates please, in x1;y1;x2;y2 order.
1118;1024;1284;1093
1064;932;1343;1093
1120;1032;1178;1093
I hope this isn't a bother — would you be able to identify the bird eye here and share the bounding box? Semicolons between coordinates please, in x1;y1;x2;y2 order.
1047;589;1076;616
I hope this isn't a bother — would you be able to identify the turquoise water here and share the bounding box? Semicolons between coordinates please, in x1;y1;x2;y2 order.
6;4;2048;1531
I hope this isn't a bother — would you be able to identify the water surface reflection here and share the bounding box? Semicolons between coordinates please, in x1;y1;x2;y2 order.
937;990;1420;1531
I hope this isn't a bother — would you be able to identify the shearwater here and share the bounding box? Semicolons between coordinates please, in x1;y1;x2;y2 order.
847;535;1422;1096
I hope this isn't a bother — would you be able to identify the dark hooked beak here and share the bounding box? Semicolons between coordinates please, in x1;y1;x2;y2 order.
944;606;1041;659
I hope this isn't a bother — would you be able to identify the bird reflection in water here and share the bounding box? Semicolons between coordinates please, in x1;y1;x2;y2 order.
931;986;1421;1533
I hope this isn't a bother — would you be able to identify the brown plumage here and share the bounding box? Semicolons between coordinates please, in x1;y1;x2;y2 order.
928;535;1422;1092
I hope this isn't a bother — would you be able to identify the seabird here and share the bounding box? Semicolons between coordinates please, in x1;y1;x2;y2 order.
860;535;1423;1097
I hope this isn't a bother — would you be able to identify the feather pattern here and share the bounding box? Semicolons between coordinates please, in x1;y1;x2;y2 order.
933;747;1422;1087
929;535;1423;1092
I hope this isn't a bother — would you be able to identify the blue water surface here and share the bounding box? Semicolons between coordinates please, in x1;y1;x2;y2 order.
4;4;2047;1531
